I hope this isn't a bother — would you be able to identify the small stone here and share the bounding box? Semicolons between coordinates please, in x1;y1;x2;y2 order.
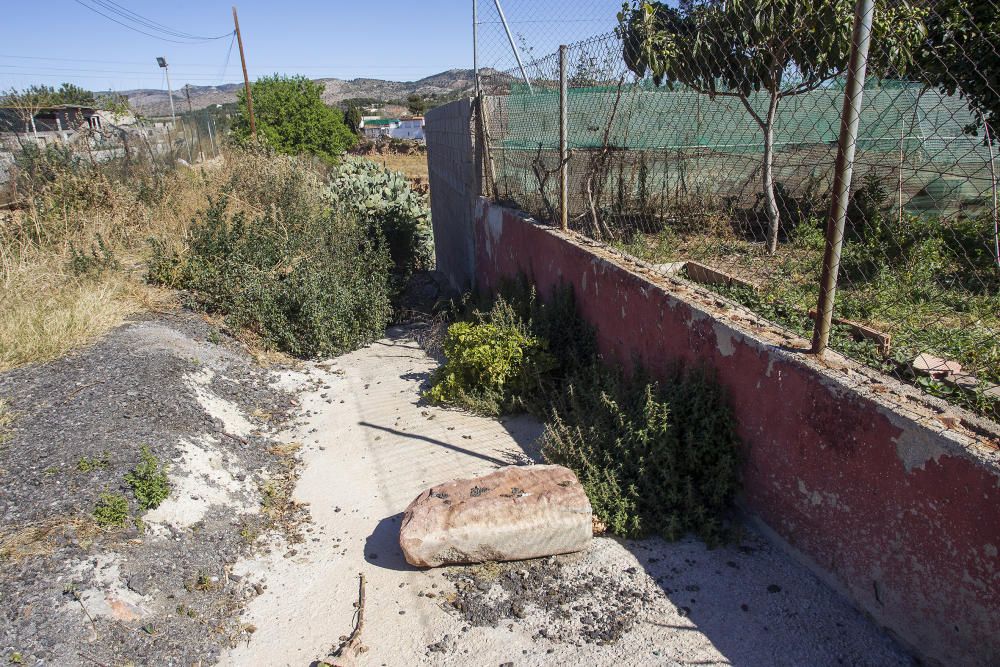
912;353;961;378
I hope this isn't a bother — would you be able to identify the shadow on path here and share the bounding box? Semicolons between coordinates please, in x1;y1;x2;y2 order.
364;513;419;572
358;421;513;466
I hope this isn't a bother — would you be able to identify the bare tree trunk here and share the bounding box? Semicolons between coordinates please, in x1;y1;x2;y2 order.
763;92;781;254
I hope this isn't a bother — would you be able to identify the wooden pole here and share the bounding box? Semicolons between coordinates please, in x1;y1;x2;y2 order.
232;6;256;137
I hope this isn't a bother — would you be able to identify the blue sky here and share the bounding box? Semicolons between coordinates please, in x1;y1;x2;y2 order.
0;1;624;92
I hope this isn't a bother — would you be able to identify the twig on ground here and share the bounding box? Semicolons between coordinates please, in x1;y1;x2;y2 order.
61;380;106;404
221;431;249;446
330;572;368;660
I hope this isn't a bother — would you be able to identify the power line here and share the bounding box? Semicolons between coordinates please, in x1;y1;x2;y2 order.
70;0;232;43
89;0;230;40
0;54;450;71
218;32;236;84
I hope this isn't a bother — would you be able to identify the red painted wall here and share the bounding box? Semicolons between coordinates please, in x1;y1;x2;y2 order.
475;199;1000;666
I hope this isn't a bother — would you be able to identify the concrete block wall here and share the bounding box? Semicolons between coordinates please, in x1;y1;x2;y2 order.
425;99;481;293
473;198;1000;667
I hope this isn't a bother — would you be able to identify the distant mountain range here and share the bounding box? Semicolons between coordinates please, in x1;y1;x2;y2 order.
122;69;478;117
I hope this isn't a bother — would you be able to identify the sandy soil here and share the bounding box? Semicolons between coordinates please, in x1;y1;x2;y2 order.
221;327;912;667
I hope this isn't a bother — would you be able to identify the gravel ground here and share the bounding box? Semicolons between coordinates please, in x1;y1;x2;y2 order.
0;313;304;666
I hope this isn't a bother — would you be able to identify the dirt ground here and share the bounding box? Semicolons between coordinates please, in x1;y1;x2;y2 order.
0;316;914;666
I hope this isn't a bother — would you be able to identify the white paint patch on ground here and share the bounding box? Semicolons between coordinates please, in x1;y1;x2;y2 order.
185;368;254;438
66;554;150;625
143;435;250;534
219;328;909;667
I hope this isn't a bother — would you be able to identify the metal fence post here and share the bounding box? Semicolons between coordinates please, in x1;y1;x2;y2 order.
811;0;875;355
559;44;569;231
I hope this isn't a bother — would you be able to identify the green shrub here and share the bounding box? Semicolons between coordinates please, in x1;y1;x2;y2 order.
125;446;170;511
93;492;129;528
326;158;433;280
68;234;120;277
230;75;357;163
148;188;392;358
426;279;742;544
424;306;555;415
542;365;740;546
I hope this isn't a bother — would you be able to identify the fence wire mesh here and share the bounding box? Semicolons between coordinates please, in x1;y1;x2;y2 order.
475;0;1000;426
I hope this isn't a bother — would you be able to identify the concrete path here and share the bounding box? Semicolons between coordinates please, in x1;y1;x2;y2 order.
220;328;911;667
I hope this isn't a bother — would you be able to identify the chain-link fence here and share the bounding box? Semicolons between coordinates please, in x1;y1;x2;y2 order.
474;0;1000;426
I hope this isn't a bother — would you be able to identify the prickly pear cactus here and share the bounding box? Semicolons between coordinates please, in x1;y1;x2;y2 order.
326;158;433;276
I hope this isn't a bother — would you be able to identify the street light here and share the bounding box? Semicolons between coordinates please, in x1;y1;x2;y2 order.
156;56;176;124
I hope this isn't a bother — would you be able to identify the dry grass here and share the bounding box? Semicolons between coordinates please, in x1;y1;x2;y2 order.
0;160;225;371
377;152;429;184
0;516;101;562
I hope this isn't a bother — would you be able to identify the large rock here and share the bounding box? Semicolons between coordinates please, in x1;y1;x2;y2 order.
399;464;592;568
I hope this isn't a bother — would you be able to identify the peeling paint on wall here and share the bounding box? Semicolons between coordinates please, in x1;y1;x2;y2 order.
714;321;737;357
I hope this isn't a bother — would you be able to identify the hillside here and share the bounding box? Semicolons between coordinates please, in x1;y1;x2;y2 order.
123;69;476;117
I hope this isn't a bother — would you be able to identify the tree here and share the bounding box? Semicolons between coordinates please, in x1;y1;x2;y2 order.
53;83;96;106
918;0;999;138
344;104;362;134
617;0;926;253
407;94;427;115
231;75;357;162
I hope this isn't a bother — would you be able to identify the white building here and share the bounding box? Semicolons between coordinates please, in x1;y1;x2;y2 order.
360;118;399;139
390;116;425;142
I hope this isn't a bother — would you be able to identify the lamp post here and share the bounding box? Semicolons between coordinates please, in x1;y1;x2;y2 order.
156;57;176;124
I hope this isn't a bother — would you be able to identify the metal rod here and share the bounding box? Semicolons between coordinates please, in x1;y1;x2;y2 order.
206;115;218;157
559;44;569;231
986;123;999;268
493;0;532;93
811;0;875;355
473;0;480;98
164;65;176;124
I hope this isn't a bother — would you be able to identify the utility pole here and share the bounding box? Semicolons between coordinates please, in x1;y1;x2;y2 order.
184;85;205;162
232;6;256;137
156;57;176;124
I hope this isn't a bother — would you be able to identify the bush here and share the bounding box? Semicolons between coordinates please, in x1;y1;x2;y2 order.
149;196;391;357
93;492;129;528
542;365;741;546
326;158;433;280
148;148;393;358
125;446;170;511
425;301;556;415
425;279;742;545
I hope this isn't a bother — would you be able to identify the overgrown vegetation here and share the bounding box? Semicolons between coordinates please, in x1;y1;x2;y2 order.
610;165;1000;421
125;446;170;511
326;157;433;286
425;279;741;545
148;148;395;357
0;134;194;370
